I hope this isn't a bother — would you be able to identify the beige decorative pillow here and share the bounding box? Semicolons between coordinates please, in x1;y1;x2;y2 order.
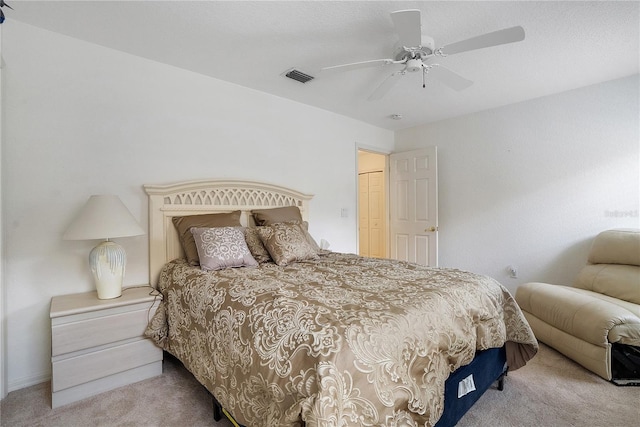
172;211;242;265
251;206;302;226
281;220;320;253
257;222;319;266
244;227;272;264
299;221;320;252
191;227;258;271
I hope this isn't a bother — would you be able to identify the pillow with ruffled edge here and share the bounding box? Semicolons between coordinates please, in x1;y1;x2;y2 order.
257;222;319;266
191;226;258;271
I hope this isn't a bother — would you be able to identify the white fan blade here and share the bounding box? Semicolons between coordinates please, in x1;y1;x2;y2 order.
391;9;422;47
321;58;399;73
428;65;473;91
368;71;404;101
439;26;525;55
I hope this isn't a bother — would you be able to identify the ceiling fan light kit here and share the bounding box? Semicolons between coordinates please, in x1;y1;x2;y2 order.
321;9;525;100
405;58;424;73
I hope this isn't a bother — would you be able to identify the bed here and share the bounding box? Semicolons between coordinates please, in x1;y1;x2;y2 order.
143;179;538;427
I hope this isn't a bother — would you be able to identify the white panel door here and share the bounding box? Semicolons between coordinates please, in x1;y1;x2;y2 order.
389;147;438;266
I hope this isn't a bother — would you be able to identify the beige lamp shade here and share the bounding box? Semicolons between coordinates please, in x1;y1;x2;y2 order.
63;195;145;241
64;195;145;299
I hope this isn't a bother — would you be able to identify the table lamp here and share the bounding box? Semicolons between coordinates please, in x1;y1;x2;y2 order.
63;195;145;299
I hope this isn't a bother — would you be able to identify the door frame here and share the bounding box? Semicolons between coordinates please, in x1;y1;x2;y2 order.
355;144;390;258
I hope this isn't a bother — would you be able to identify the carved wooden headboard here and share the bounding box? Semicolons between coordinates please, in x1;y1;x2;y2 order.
143;179;313;287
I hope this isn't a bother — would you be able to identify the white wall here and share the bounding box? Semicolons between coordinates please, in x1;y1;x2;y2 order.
1;21;393;391
396;75;640;293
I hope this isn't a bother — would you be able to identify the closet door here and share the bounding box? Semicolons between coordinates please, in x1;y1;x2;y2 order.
358;174;370;257
359;171;385;258
367;171;385;258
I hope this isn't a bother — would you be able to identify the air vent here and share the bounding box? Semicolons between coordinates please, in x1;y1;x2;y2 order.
283;68;315;84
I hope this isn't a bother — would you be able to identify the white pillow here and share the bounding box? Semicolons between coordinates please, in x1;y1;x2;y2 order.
191;227;258;271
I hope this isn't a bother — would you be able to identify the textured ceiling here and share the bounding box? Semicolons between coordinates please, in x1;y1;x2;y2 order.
8;1;640;130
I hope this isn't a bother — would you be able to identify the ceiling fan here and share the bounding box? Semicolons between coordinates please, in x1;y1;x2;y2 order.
321;9;525;100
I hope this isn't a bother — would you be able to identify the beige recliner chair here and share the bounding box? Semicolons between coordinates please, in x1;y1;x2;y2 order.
516;229;640;382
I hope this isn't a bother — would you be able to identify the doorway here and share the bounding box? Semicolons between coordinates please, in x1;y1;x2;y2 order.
357;146;439;266
357;150;388;258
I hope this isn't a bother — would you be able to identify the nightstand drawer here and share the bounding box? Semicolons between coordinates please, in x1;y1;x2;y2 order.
52;307;155;356
52;339;162;392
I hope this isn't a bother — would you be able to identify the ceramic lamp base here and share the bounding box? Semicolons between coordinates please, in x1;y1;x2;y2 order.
89;240;126;299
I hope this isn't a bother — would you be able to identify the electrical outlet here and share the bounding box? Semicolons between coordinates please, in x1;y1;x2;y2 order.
507;265;518;278
341;208;348;218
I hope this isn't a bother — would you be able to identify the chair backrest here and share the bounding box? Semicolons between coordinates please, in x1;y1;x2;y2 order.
573;229;640;304
588;229;640;266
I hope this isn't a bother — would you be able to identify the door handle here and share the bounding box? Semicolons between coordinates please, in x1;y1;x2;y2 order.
425;226;438;232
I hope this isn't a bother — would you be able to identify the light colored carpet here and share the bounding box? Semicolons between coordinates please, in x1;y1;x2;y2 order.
1;343;638;426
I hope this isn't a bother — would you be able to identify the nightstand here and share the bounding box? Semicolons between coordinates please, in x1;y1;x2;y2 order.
50;286;163;408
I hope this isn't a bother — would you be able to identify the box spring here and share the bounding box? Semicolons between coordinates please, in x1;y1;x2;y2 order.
435;346;507;426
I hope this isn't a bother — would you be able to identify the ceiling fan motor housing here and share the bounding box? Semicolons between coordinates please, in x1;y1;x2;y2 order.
395;34;435;66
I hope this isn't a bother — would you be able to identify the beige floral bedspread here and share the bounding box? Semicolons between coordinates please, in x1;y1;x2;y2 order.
145;253;537;427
